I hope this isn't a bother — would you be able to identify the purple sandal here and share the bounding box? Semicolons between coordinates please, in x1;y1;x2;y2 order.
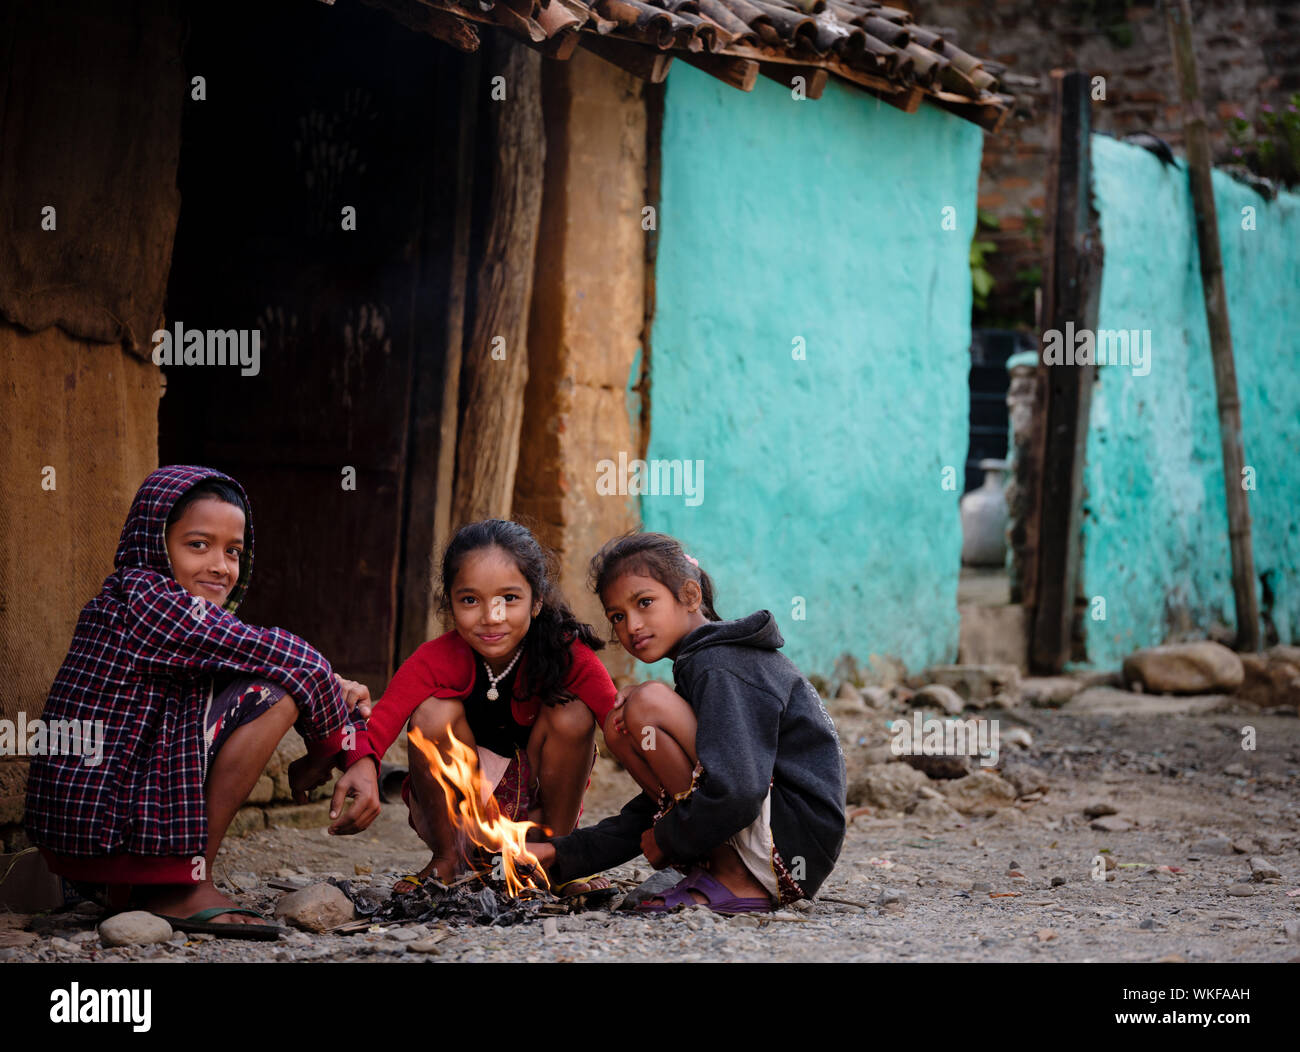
636;867;773;916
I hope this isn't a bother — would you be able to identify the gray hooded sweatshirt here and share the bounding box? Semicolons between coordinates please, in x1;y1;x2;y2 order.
549;610;846;898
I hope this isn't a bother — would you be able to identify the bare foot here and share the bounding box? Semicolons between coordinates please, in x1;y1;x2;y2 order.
133;881;268;926
393;854;459;894
558;875;612;897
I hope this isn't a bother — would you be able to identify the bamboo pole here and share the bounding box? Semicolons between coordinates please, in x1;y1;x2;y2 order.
1163;0;1260;652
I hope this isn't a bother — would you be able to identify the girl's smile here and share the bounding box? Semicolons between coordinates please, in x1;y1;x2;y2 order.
450;546;542;675
164;497;246;608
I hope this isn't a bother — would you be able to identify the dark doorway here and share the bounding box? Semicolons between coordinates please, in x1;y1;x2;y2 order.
160;0;465;685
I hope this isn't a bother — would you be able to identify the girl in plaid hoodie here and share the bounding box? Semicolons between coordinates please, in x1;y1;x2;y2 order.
24;465;370;936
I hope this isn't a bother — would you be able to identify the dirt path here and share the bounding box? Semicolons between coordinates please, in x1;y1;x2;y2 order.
4;705;1298;963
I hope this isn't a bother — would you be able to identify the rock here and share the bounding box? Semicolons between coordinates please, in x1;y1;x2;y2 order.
1003;728;1033;749
354;863;373;876
847;762;931;811
1226;883;1256;898
971;882;992;892
1050;875;1066;887
909;796;964;826
1250;857;1281;882
913;684;966;716
97;911;173;947
922;665;1021;708
1066;687;1234;717
542;917;559;938
385;926;421;942
246;775;274;805
860;686;891;709
1091;815;1133;833
1035;929;1058;942
997;753;1048;797
1237;647;1300;708
940;771;1017;816
877;889;907;907
1084;802;1119;818
408;937;444;954
831;682;867;713
901;752;972;780
274;884;355;933
48;936;81;954
265;803;332;830
1122;641;1244;695
69;930;98;944
1283;920;1300;943
1022;676;1083;708
227;807;267;837
1190;835;1235;856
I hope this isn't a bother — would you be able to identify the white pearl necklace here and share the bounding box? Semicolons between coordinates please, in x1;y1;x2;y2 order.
483;648;522;701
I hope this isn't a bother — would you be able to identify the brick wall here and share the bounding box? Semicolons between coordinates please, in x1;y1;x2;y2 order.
911;0;1300;327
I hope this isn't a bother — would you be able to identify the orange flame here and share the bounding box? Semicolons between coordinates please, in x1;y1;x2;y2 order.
407;726;548;896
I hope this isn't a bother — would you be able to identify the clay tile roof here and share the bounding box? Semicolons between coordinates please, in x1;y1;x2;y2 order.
366;0;1012;129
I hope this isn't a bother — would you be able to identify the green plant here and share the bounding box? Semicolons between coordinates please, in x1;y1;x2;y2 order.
1225;94;1300;188
970;209;999;314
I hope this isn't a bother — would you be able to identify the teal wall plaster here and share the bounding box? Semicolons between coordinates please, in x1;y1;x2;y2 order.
637;66;984;677
1082;134;1300;667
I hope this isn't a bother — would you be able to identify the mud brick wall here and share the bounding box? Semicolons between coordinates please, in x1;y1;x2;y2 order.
911;0;1300;326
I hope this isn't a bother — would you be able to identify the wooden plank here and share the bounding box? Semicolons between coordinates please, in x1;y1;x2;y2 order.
1164;0;1260;652
758;62;827;98
398;50;479;665
451;35;546;524
675;49;758;91
579;33;674;81
1029;69;1103;673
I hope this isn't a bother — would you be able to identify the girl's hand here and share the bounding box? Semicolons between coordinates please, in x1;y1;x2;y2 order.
606;703;630;738
328;758;382;835
640;827;668;869
288;753;335;804
335;674;373;720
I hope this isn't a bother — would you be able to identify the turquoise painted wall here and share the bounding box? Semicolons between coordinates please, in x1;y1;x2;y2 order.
1082;134;1300;667
639;67;984;676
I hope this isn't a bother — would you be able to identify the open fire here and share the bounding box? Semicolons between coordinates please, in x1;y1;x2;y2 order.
406;726;548;897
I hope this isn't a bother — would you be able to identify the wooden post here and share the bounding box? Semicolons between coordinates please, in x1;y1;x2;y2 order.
1164;0;1260;652
1029;70;1102;673
451;33;547;525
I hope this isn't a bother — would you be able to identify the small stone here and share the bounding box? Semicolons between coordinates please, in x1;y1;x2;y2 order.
408;937;444;954
941;771;1018;816
273;884;355;933
1035;929;1058;942
1139;918;1157;929
729;914;760;927
69;930;98;944
913;684;965;716
98;911;173;947
1190;836;1235;856
1122;641;1244;694
971;882;992;893
73;901;102;917
1283;921;1300;943
228;871;260;891
385;926;421;942
1091;815;1134;833
877;889;907;907
1250;857;1281;881
354;863;373;876
1003;728;1033;749
1223;762;1247;778
1084;802;1119;818
48;936;80;954
542;917;559;938
1226;883;1256;897
1050;876;1066;887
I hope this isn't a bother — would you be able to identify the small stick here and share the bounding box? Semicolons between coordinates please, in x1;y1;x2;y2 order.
818;895;873;909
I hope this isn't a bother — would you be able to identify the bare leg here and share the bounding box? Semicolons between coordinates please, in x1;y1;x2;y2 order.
135;693;300;924
398;696;477;889
619;683;769;906
526;700;608;894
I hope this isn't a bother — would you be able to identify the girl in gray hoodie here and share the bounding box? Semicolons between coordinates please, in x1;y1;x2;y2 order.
534;532;846;913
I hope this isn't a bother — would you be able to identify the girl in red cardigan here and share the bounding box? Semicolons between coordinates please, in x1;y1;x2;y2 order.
330;520;618;894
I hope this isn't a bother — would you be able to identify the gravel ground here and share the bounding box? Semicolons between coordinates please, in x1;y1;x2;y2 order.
4;703;1298;964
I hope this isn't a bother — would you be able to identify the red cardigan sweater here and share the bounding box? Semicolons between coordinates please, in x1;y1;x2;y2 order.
344;631;618;769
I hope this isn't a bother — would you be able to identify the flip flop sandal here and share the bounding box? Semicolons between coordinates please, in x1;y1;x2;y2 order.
554;874;618;903
392;874;427;895
636;867;773;916
153;907;284;941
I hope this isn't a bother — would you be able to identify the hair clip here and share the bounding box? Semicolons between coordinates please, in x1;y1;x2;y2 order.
684;554;699;567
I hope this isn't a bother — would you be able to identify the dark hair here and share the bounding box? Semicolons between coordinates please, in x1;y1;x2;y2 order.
166;480;248;534
438;519;603;706
588;532;721;624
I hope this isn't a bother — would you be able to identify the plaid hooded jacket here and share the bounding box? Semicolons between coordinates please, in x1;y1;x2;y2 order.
25;465;358;882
